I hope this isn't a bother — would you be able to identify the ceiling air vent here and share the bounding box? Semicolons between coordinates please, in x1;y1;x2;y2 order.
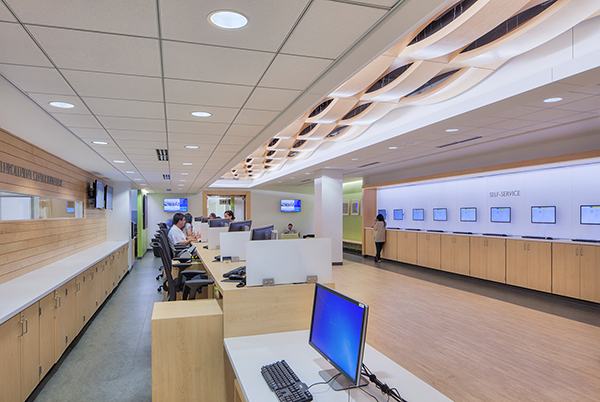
266;150;276;157
292;140;306;149
308;99;333;118
357;161;380;168
301;178;312;183
163;174;170;179
436;136;482;148
298;123;317;136
156;149;169;161
246;158;253;163
326;125;349;138
268;138;280;147
342;102;372;120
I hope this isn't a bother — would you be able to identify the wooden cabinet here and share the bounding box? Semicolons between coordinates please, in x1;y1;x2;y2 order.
469;237;506;283
39;293;55;379
55;279;77;360
506;240;551;292
580;245;600;303
111;254;119;290
74;274;86;334
440;235;470;275
20;303;40;402
0;314;21;402
382;230;398;260
364;229;375;257
397;231;418;265
417;233;441;269
553;243;600;302
100;260;111;303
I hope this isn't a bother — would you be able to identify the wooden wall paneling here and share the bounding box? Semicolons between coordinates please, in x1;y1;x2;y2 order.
527;242;552;292
579;245;600;303
361;188;377;252
364;229;375;257
0;313;21;402
39;293;55;379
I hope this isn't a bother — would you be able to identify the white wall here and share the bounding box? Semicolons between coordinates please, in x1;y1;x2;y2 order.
107;182;131;242
376;162;600;240
250;189;315;236
147;193;204;248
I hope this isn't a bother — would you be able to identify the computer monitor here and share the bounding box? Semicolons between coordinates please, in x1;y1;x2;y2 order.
209;218;229;228
377;209;386;220
104;185;113;210
309;283;369;390
228;220;252;232
531;206;556;224
491;207;511;223
393;209;403;220
201;216;209;223
580;205;600;225
433;208;447;221
250;224;274;240
460;207;477;222
412;208;424;221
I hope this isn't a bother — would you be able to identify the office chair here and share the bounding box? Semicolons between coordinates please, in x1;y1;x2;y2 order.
152;241;213;301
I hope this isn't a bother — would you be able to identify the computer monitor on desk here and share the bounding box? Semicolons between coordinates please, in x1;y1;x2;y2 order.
229;220;252;232
250;224;275;240
209;218;230;228
309;283;369;391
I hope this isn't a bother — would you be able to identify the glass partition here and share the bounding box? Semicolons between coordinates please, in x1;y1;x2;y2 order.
0;191;83;221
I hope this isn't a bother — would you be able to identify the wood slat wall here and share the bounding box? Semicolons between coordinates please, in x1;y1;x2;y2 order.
0;128;106;285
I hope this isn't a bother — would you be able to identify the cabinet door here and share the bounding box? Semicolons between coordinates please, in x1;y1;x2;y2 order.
469;237;487;279
428;234;441;269
527;241;552;292
364;229;375;257
455;236;470;276
580;245;600;303
440;235;455;272
20;303;40;401
403;232;418;265
0;314;21;402
417;233;429;267
64;278;78;347
39;293;55;379
381;231;397;260
90;266;101;315
487;238;506;283
75;275;85;334
54;283;71;360
552;243;580;298
101;260;110;302
506;239;527;287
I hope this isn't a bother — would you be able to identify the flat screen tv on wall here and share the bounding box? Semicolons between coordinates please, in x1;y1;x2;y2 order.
94;180;105;209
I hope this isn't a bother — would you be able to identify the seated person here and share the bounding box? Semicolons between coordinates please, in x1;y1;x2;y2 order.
183;213;199;240
208;212;217;219
224;210;235;222
282;223;298;234
168;213;193;247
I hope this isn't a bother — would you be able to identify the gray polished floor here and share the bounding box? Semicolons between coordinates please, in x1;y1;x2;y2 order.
29;253;163;402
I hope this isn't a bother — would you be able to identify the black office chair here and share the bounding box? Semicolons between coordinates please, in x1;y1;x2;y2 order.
152;241;213;301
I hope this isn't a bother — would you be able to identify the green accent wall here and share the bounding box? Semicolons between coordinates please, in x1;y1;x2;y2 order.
343;180;363;241
137;190;147;258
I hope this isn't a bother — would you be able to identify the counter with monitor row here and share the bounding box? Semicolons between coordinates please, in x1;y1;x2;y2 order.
364;229;599;303
0;241;130;402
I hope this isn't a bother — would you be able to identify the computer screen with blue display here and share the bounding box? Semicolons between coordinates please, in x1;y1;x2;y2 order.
393;209;403;220
412;208;424;221
309;283;369;389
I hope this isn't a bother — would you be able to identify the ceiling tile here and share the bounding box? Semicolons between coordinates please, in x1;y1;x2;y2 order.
168;133;222;144
0;65;74;95
83;97;165;120
259;54;332;90
244;87;301;111
118;139;167;149
0;23;52;67
168;120;229;135
226;124;265;137
234;109;279;126
28;26;161;76
62;70;163;102
7;0;158;37
98;116;166;131
550;111;599;124
485;118;540;131
52;113;102;128
357;0;396;6
159;0;309;52
166;103;239;124
486;106;543;120
164;79;253;108
555;95;600;113
108;129;166;141
281;0;386;59
519;108;582;123
220;135;254;146
69;127;110;139
0;3;16;21
162;40;273;85
28;92;88;114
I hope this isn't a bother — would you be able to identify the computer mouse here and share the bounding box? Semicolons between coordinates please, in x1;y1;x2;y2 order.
228;274;245;281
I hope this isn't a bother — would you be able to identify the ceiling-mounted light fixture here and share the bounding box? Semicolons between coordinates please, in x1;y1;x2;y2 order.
208;10;248;29
49;101;75;108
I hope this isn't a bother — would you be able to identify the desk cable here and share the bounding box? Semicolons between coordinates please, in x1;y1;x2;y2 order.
361;364;408;402
307;372;341;389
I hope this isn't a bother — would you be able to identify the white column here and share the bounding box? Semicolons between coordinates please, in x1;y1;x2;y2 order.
107;182;132;266
314;169;343;264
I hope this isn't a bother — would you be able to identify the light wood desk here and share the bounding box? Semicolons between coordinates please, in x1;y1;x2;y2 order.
225;330;453;402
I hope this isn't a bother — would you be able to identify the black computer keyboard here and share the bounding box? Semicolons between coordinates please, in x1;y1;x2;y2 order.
261;360;313;402
223;265;246;277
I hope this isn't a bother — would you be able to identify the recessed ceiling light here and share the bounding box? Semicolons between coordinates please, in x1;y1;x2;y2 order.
178;184;185;186
543;97;563;103
114;160;125;163
290;177;295;179
388;146;398;150
92;141;108;145
324;167;331;169
182;163;192;165
402;141;419;145
49;101;75;109
351;158;358;161
134;178;141;181
278;181;282;183
445;128;459;132
208;10;248;29
126;171;135;174
305;172;310;175
191;111;212;117
185;145;199;149
180;173;189;175
179;180;186;182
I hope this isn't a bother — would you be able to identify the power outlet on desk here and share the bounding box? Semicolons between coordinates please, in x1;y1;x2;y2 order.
263;278;274;287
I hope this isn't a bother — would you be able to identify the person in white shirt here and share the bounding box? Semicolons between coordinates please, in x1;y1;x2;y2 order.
168;213;192;247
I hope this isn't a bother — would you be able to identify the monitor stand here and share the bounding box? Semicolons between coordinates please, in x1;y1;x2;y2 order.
318;369;368;391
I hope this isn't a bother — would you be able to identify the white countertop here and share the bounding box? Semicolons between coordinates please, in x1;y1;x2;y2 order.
0;240;128;325
225;330;452;402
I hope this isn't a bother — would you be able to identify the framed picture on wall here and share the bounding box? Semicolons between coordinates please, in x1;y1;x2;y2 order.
342;201;349;216
351;200;360;216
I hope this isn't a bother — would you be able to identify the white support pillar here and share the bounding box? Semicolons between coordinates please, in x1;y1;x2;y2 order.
314;169;343;264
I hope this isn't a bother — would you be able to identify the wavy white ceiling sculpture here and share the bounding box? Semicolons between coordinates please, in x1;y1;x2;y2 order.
222;0;600;182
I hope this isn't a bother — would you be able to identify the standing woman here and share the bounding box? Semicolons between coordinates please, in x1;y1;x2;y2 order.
373;214;386;263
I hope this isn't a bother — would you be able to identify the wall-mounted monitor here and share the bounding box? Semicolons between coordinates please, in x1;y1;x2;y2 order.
104;185;113;210
580;205;600;225
491;207;511;223
393;209;403;220
66;201;75;213
94;180;105;209
531;206;556;224
412;209;424;221
281;199;301;212
460;207;477;222
164;198;188;212
433;208;447;221
377;209;386;220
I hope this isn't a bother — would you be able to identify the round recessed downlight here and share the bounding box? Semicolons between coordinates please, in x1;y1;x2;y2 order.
388;146;398;150
208;10;248;29
92;141;108;145
446;128;459;132
185;145;199;149
191;111;212;117
49;101;75;109
351;158;359;161
543;97;563;103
